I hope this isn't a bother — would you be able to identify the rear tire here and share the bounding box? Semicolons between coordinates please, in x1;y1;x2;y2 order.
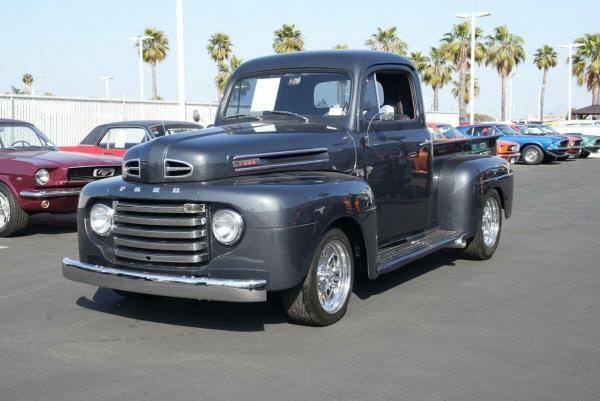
0;184;29;237
521;145;544;165
282;228;354;326
462;190;502;260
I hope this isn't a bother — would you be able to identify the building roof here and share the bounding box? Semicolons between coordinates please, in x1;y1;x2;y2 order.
572;105;600;115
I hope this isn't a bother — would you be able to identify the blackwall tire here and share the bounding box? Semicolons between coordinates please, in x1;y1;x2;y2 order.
282;228;354;326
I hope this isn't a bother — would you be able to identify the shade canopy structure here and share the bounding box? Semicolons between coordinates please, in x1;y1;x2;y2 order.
572;105;600;116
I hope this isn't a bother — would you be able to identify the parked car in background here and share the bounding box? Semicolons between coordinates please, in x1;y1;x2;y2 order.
60;120;204;157
62;50;513;326
520;124;583;159
428;122;520;163
532;124;600;159
0;119;122;237
457;123;569;165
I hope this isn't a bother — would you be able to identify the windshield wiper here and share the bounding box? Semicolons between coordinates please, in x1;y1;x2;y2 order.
223;114;262;121
267;110;309;122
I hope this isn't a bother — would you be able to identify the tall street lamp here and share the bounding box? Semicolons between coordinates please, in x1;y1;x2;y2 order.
99;76;114;99
455;11;492;124
507;71;516;122
128;35;151;100
556;43;583;121
175;0;186;120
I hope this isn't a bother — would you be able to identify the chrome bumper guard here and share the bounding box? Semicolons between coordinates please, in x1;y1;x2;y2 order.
62;257;267;302
20;188;81;198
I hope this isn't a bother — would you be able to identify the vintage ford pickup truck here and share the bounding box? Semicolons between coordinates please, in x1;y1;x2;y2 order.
63;51;514;326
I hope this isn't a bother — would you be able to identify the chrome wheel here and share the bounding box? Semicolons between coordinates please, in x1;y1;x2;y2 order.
524;148;540;163
482;197;500;248
0;192;10;230
316;239;352;314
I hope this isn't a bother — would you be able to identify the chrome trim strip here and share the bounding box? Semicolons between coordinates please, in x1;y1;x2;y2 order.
233;147;328;160
19;188;81;198
114;214;206;227
114;236;207;252
114;248;208;264
62;257;267;302
115;201;205;214
234;158;330;172
112;225;207;239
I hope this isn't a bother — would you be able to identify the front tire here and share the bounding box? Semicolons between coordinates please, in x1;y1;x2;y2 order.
0;184;29;237
580;150;590;159
521;145;544;165
462;190;502;260
282;228;354;326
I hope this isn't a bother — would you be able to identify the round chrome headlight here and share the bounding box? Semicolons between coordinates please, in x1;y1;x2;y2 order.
90;203;114;236
35;169;50;185
212;209;244;245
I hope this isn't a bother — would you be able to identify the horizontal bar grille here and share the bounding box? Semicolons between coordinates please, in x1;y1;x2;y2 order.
68;166;121;182
112;200;209;270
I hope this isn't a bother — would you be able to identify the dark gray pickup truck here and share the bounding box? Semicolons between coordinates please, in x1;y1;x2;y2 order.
63;50;514;326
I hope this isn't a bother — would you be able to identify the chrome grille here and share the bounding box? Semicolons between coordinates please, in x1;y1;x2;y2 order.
164;159;193;178
112;200;209;270
123;159;140;178
68;166;121;182
559;140;569;148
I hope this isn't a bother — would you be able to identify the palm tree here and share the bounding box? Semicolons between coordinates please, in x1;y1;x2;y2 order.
451;74;480;105
22;73;33;95
273;24;304;53
440;22;485;120
533;45;558;121
137;28;169;100
207;33;232;63
572;33;600;106
333;44;349;50
215;55;243;94
365;27;408;55
410;51;430;76
422;47;453;111
485;25;525;120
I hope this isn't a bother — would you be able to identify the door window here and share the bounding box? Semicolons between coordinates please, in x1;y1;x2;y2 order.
99;127;147;149
362;71;416;121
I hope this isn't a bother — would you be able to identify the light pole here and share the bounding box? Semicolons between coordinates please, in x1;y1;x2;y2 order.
128;35;151;100
507;71;516;121
99;76;114;99
556;43;583;121
455;11;492;124
537;84;545;121
175;0;186;120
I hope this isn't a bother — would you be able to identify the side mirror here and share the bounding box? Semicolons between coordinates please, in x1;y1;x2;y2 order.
379;105;394;121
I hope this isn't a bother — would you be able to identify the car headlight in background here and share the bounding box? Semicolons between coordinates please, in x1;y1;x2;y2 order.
509;145;519;152
35;169;50;185
90;203;114;236
212;209;244;245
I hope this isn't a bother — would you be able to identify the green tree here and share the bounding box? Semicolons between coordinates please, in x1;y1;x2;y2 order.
215;55;243;94
451;74;480;105
137;28;170;100
533;45;558;120
572;33;600;105
333;44;349;50
440;22;485;119
485;25;525;120
410;51;430;76
422;47;453;111
22;73;33;95
207;32;232;63
365;27;408;55
10;85;22;94
273;24;304;53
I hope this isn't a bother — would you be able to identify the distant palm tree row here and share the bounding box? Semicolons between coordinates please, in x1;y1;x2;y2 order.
132;24;599;119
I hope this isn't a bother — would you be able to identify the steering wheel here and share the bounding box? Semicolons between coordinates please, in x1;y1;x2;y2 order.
9;140;31;148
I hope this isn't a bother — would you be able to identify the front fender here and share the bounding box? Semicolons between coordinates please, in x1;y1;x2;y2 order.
436;155;513;238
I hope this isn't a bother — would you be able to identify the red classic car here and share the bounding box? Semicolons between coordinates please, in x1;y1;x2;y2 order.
0;119;122;237
60;120;203;157
427;122;520;163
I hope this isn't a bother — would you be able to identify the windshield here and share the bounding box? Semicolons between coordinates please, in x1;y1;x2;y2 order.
497;125;519;135
437;124;464;139
0;124;56;150
223;71;352;122
524;126;545;135
539;125;558;134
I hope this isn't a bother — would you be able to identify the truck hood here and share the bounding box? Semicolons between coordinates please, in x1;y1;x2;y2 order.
123;121;358;183
0;149;122;168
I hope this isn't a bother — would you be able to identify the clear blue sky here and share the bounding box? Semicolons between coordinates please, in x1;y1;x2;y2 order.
1;0;598;118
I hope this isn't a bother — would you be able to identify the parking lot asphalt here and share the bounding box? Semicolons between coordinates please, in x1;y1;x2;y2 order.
1;158;600;401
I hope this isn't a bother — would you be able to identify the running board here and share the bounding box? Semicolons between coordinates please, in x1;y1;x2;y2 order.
376;229;463;275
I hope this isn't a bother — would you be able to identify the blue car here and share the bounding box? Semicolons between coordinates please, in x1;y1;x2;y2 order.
457;123;570;165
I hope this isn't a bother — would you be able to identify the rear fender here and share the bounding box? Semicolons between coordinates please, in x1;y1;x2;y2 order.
436;156;513;238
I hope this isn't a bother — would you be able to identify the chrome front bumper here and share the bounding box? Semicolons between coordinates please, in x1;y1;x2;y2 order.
20;188;81;198
62;257;267;302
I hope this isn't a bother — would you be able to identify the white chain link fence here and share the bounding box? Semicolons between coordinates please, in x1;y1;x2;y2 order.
0;94;218;146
